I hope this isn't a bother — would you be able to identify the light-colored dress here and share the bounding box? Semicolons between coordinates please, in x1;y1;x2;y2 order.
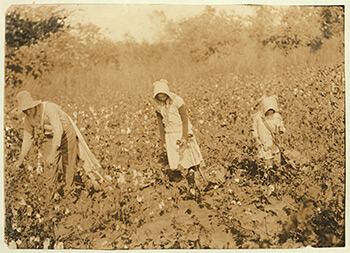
252;95;285;164
252;111;285;160
156;94;203;170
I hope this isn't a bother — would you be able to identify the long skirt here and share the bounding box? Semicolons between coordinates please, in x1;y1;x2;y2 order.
165;132;203;170
42;121;78;196
42;115;111;199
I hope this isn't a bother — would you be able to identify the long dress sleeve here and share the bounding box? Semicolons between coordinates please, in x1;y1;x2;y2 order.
19;118;34;159
252;113;261;144
275;113;286;133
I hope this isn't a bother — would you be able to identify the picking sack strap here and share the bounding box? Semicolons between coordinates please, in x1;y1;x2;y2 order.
261;116;281;150
40;102;48;129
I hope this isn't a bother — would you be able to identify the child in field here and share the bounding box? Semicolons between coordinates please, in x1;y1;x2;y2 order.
252;95;286;170
153;79;203;194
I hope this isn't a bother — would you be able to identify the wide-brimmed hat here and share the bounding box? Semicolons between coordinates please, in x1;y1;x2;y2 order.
16;91;42;111
153;79;172;99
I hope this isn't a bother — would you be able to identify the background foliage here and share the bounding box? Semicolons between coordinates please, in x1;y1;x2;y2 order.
4;4;345;249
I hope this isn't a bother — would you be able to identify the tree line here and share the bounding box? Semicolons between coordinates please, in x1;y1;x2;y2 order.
5;5;344;91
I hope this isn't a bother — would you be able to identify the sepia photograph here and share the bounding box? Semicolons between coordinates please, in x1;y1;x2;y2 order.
1;0;347;251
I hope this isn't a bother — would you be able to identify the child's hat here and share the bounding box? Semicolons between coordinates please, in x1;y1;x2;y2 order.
262;95;278;114
16;90;42;111
153;79;171;98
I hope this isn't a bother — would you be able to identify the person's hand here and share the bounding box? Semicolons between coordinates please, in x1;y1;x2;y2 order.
257;143;263;150
263;145;271;152
278;126;285;134
14;157;24;168
176;138;187;148
46;152;56;166
254;139;263;148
